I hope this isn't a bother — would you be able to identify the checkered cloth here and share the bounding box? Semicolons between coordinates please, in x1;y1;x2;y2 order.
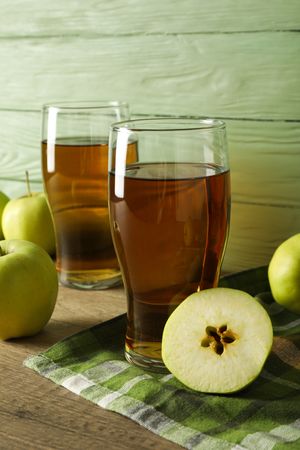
24;267;300;449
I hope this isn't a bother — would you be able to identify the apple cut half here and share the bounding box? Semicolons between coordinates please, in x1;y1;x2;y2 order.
161;288;273;394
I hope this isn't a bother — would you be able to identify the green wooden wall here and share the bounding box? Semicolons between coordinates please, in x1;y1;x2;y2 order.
0;0;299;272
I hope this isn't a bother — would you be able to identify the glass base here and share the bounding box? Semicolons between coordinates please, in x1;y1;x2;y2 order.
124;347;169;373
58;269;123;291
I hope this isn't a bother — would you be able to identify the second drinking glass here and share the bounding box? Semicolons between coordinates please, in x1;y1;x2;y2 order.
42;101;132;290
108;117;231;371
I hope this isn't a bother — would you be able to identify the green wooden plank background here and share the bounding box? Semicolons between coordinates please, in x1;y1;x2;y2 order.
1;0;299;34
0;33;299;118
0;0;299;272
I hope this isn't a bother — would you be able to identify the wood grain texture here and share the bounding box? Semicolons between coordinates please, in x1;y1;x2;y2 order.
1;0;299;35
226;120;300;208
0;111;299;207
223;202;300;272
0;33;299;119
0;286;181;450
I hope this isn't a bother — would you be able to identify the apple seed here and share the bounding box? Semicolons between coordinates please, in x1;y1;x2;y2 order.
201;324;237;355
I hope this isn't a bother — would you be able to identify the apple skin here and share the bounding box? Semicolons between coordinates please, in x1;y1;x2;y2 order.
2;192;56;255
268;233;300;314
0;239;58;340
0;191;10;239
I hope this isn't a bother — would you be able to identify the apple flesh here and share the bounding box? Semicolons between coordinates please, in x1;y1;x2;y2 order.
0;239;58;340
162;288;273;394
268;234;300;314
0;191;9;239
2;192;56;255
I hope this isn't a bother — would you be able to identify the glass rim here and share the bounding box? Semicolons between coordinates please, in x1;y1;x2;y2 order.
42;100;128;111
111;116;226;132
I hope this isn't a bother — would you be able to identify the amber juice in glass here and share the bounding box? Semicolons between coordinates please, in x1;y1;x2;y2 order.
41;101;131;290
109;118;230;371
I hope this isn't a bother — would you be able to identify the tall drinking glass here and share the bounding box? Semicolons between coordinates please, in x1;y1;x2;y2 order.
108;117;230;371
41;101;131;290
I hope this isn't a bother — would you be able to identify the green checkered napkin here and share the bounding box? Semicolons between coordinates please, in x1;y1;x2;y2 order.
24;267;300;449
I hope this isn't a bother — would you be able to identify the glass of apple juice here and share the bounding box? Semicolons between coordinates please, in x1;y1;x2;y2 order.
41;101;136;290
108;117;231;371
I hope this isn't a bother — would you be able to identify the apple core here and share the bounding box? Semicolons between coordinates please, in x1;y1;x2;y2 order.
201;324;237;355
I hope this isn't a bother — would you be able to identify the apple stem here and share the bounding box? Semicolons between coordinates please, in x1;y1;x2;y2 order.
25;171;32;197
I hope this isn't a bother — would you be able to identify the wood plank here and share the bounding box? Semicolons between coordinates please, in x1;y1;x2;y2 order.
223;202;300;272
0;33;299;119
226;119;300;208
0;111;299;207
1;0;299;35
0;178;43;199
0;111;41;187
0;286;180;450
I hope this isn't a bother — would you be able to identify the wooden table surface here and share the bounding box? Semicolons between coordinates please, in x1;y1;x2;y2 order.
0;285;181;450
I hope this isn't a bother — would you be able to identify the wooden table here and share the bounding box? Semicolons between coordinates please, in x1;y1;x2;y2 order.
0;286;181;450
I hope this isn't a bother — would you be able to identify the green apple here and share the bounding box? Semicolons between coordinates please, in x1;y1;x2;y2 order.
0;239;58;340
268;233;300;314
2;192;56;255
162;288;273;394
0;191;10;239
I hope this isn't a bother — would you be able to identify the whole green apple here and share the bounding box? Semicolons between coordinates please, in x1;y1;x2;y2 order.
268;233;300;314
0;191;10;239
2;192;56;255
0;239;58;340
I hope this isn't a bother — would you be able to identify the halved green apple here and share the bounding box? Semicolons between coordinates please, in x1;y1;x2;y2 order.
162;288;273;394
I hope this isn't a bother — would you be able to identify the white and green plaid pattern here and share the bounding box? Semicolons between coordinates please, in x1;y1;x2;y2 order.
24;267;300;449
